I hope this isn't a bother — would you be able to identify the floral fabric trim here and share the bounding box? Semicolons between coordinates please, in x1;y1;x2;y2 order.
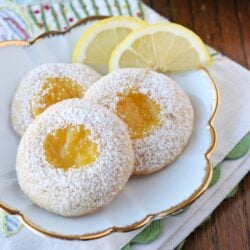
0;0;144;41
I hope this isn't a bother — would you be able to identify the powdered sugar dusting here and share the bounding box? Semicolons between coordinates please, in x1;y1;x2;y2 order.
16;99;134;216
11;63;100;136
84;68;194;174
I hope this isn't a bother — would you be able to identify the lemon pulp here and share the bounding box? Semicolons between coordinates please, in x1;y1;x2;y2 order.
44;125;99;170
31;77;84;117
116;92;161;139
109;23;211;72
72;16;146;74
83;27;132;74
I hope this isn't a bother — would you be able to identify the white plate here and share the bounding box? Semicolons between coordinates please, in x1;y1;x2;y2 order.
0;18;218;240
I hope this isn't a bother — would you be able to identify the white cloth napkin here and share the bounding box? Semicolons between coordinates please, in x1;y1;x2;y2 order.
0;4;250;250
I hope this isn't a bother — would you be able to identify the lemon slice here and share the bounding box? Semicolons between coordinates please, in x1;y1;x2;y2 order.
109;23;211;72
72;16;146;74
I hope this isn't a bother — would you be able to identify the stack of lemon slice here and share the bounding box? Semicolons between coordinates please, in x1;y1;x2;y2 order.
73;16;211;75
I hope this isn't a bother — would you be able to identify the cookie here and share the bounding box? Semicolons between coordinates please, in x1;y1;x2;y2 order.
16;99;134;216
11;63;100;136
84;68;194;175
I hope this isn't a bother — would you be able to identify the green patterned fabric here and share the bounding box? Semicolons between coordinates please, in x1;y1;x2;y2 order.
226;133;250;160
122;220;163;250
209;164;221;187
226;185;239;199
0;209;22;237
0;0;145;41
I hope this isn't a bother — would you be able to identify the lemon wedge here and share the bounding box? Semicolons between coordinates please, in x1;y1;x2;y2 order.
72;16;146;74
109;23;211;72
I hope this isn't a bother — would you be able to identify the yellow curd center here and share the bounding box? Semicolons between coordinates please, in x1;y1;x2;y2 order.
31;77;84;117
44;125;99;170
116;92;161;139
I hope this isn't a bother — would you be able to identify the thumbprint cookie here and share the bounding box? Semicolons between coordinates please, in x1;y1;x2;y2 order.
16;99;134;217
11;63;100;136
84;69;194;175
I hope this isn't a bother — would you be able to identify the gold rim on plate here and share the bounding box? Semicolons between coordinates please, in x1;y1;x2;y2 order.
0;16;220;240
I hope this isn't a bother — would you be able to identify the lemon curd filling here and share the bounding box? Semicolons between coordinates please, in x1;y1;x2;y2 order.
44;125;100;170
116;92;161;139
31;77;84;117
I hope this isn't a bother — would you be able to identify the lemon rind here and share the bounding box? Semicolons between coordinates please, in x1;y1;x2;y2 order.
72;16;147;64
109;22;211;72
